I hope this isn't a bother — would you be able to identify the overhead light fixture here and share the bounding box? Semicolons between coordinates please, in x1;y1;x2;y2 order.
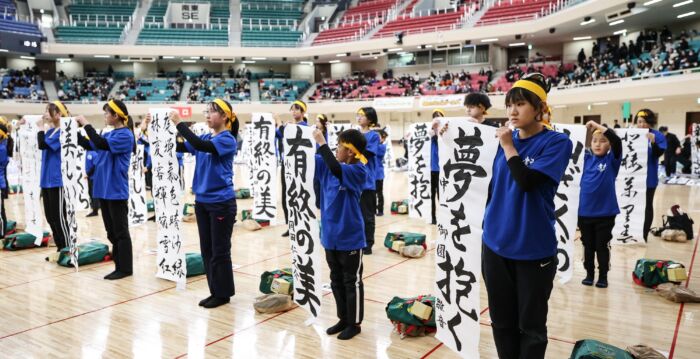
20;56;35;60
56;58;70;63
0;49;8;53
182;60;196;63
162;56;175;59
593;102;609;105
508;42;526;47
643;0;663;4
300;61;313;65
241;60;256;64
93;55;111;58
553;105;567;109
580;18;596;26
251;57;267;60
425;45;433;48
388;48;403;52
573;36;592;40
189;56;201;60
644;97;664;102
120;59;132;63
677;11;695;18
613;29;628;35
609;19;625;26
481;38;499;42
335;53;348;57
373;56;378;59
673;0;693;7
329;60;341;63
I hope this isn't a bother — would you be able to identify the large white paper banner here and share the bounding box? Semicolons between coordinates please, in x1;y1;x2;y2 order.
552;123;586;284
408;122;432;222
251;113;277;222
243;125;255;190
436;120;498;359
692;124;700;176
613;128;649;244
17;116;44;242
60;117;90;267
149;109;187;281
128;144;148;226
328;123;357;153
283;124;322;318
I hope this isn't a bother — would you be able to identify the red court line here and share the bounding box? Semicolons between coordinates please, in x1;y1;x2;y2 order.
420;343;443;359
668;231;699;359
175;247;434;357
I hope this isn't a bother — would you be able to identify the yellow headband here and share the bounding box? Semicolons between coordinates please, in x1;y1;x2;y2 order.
213;98;236;130
357;109;366;117
433;109;445;117
340;141;368;165
593;129;604;136
636;110;647;118
107;100;128;124
512;80;547;102
293;100;307;113
53;101;68;117
317;114;326;121
0;126;6;140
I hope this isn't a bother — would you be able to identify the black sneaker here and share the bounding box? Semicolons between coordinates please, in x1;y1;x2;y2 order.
86;211;99;217
337;325;361;340
326;321;347;335
282;230;289;237
199;296;213;307
581;272;594;286
203;297;230;308
362;248;372;255
105;271;132;280
596;274;608;288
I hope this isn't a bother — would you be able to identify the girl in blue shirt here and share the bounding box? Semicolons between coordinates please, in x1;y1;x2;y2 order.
482;73;572;359
429;109;445;225
578;121;623;288
356;107;380;254
28;101;71;252
634;109;667;242
169;98;238;309
313;127;369;341
375;129;387;216
76;99;136;280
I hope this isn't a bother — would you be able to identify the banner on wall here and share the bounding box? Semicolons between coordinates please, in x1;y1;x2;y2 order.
149;109;187;282
436;120;498;359
419;94;465;109
372;97;414;110
612;128;648;245
283;124;322;318
551;123;586;284
17;115;44;243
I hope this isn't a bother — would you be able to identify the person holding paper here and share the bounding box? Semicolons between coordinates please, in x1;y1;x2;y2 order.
634;109;667;242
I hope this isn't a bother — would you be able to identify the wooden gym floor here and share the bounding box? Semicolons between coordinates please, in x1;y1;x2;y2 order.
0;163;698;359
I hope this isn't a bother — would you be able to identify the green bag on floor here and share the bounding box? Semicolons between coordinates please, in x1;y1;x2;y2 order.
390;200;409;214
570;339;634;359
259;268;293;294
385;295;437;338
9;184;22;194
186;253;205;277
632;258;680;288
3;231;51;250
57;242;111;267
182;203;195;215
384;232;427;251
5;220;17;235
147;199;155;212
236;188;251;199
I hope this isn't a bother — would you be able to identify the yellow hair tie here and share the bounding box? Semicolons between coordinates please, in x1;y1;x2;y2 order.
433;108;445;117
293;100;307;113
512;80;547;102
53;101;69;117
340;141;368;165
213;98;236;130
107;100;128;124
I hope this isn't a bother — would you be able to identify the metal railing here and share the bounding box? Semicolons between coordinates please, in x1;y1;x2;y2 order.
240;2;304;11
69;14;132;23
71;0;138;5
241;18;299;27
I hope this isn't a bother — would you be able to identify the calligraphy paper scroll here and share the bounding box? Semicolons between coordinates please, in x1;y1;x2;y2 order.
551;123;586;284
692;124;700;176
149;109;186;281
128;144;148;226
436;120;498;358
612;128;648;244
328;123;356;153
251;113;278;223
60;117;90;268
283;124;322;318
408;123;432;222
17;116;44;243
379;125;394;170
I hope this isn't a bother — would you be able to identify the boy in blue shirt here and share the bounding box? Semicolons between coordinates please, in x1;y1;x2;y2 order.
578;121;623;288
313;127;369;341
